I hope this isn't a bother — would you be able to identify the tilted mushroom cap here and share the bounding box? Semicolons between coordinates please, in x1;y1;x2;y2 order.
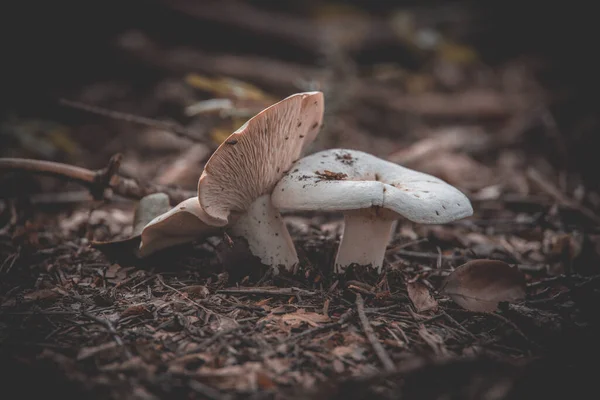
198;91;324;226
92;193;171;258
272;149;472;223
138;197;219;257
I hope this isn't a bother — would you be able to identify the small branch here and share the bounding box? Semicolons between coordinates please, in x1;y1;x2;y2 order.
182;325;248;356
394;250;467;261
0;157;196;204
216;287;317;297
363;87;534;119
355;293;395;372
82;311;132;359
447;308;539;349
91;154;122;199
441;310;477;340
527;167;600;225
156;275;213;315
288;308;355;343
117;31;323;91
59;98;207;143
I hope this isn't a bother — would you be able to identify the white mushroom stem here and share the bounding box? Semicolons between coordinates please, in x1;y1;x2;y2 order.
334;210;396;274
229;194;299;272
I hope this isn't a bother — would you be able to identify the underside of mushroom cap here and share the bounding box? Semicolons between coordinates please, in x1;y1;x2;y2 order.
198;91;324;226
272;149;473;223
138;197;220;257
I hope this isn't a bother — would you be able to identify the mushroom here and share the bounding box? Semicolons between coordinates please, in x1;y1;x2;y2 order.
138;91;325;270
92;192;171;257
271;149;473;274
138;197;219;257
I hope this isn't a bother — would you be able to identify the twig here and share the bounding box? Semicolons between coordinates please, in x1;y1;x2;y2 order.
355;293;395;372
28;190;94;205
217;287;317;297
527;167;600;225
447;308;539;348
288;308;354;343
441;310;477;340
182;325;248;356
395;250;467;261
527;274;584;288
82;311;132;359
363;87;533;119
59;98;207;143
385;238;429;254
118;31;323;91
156;275;213;315
0;156;196;204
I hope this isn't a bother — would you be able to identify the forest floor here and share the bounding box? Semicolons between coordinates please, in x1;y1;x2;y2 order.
2;2;600;399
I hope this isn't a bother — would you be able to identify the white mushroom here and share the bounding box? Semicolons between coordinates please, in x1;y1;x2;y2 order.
139;91;325;270
91;192;172;256
138;197;219;257
271;149;473;274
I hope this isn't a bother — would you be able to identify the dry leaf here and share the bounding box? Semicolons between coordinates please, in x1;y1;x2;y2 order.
104;264;121;279
184;74;274;101
332;344;365;361
256;372;276;389
407;281;439;312
281;309;330;327
181;285;210;299
2;288;64;307
210;316;239;332
440;259;526;312
121;305;150;318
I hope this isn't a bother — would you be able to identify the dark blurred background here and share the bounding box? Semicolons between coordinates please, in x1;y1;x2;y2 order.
2;0;599;190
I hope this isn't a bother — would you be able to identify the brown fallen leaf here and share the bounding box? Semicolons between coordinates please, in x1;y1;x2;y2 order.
332;344;366;361
181;285;210;299
281;309;331;327
2;288;64;307
120;304;150;318
25;288;63;302
407;281;439;312
104;264;121;279
440;259;526;312
210;315;239;332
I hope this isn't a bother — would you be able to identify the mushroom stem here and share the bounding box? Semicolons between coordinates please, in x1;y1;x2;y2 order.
229;194;299;272
334;212;395;274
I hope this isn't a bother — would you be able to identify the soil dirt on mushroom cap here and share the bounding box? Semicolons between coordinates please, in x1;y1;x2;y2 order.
272;149;473;224
198;91;324;226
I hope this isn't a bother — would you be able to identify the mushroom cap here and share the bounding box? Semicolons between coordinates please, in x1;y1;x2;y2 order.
138;197;219;257
198;91;324;226
271;149;473;224
91;192;171;251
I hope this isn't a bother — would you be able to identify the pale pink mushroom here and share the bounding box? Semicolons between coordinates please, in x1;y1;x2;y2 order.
271;149;473;273
138;197;218;257
138;91;324;270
